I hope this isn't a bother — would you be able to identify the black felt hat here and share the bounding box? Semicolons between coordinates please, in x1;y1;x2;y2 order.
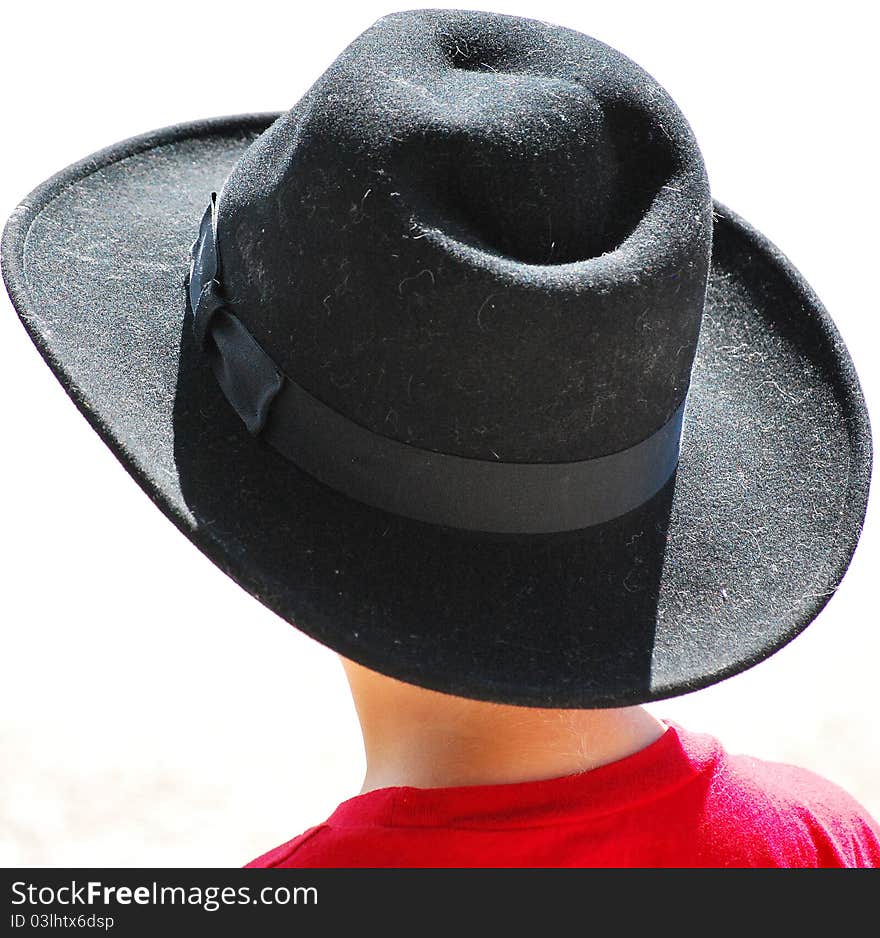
2;10;871;707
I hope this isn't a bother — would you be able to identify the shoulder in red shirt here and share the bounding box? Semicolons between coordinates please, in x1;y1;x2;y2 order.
245;723;880;868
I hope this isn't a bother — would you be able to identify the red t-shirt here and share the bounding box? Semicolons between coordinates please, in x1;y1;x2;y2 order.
246;723;880;868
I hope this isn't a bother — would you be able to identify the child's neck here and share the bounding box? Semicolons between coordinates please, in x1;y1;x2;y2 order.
341;658;667;793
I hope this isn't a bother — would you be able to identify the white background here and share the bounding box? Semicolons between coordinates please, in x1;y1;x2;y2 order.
1;1;877;866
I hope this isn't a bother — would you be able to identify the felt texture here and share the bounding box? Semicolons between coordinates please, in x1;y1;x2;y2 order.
1;115;870;706
217;10;713;462
1;13;871;707
245;723;880;867
192;187;689;532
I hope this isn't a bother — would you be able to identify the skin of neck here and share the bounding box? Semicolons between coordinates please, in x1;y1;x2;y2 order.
340;657;667;793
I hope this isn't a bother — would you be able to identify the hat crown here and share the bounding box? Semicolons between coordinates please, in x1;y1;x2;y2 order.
216;9;713;462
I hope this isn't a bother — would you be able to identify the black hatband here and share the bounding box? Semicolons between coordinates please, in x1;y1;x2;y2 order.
187;195;685;533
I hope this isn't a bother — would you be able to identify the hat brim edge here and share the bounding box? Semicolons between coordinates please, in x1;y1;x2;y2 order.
1;115;873;708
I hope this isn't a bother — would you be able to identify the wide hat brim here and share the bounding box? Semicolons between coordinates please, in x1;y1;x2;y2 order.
2;114;872;708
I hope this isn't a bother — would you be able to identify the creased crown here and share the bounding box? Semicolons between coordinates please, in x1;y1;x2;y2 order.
216;9;712;462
